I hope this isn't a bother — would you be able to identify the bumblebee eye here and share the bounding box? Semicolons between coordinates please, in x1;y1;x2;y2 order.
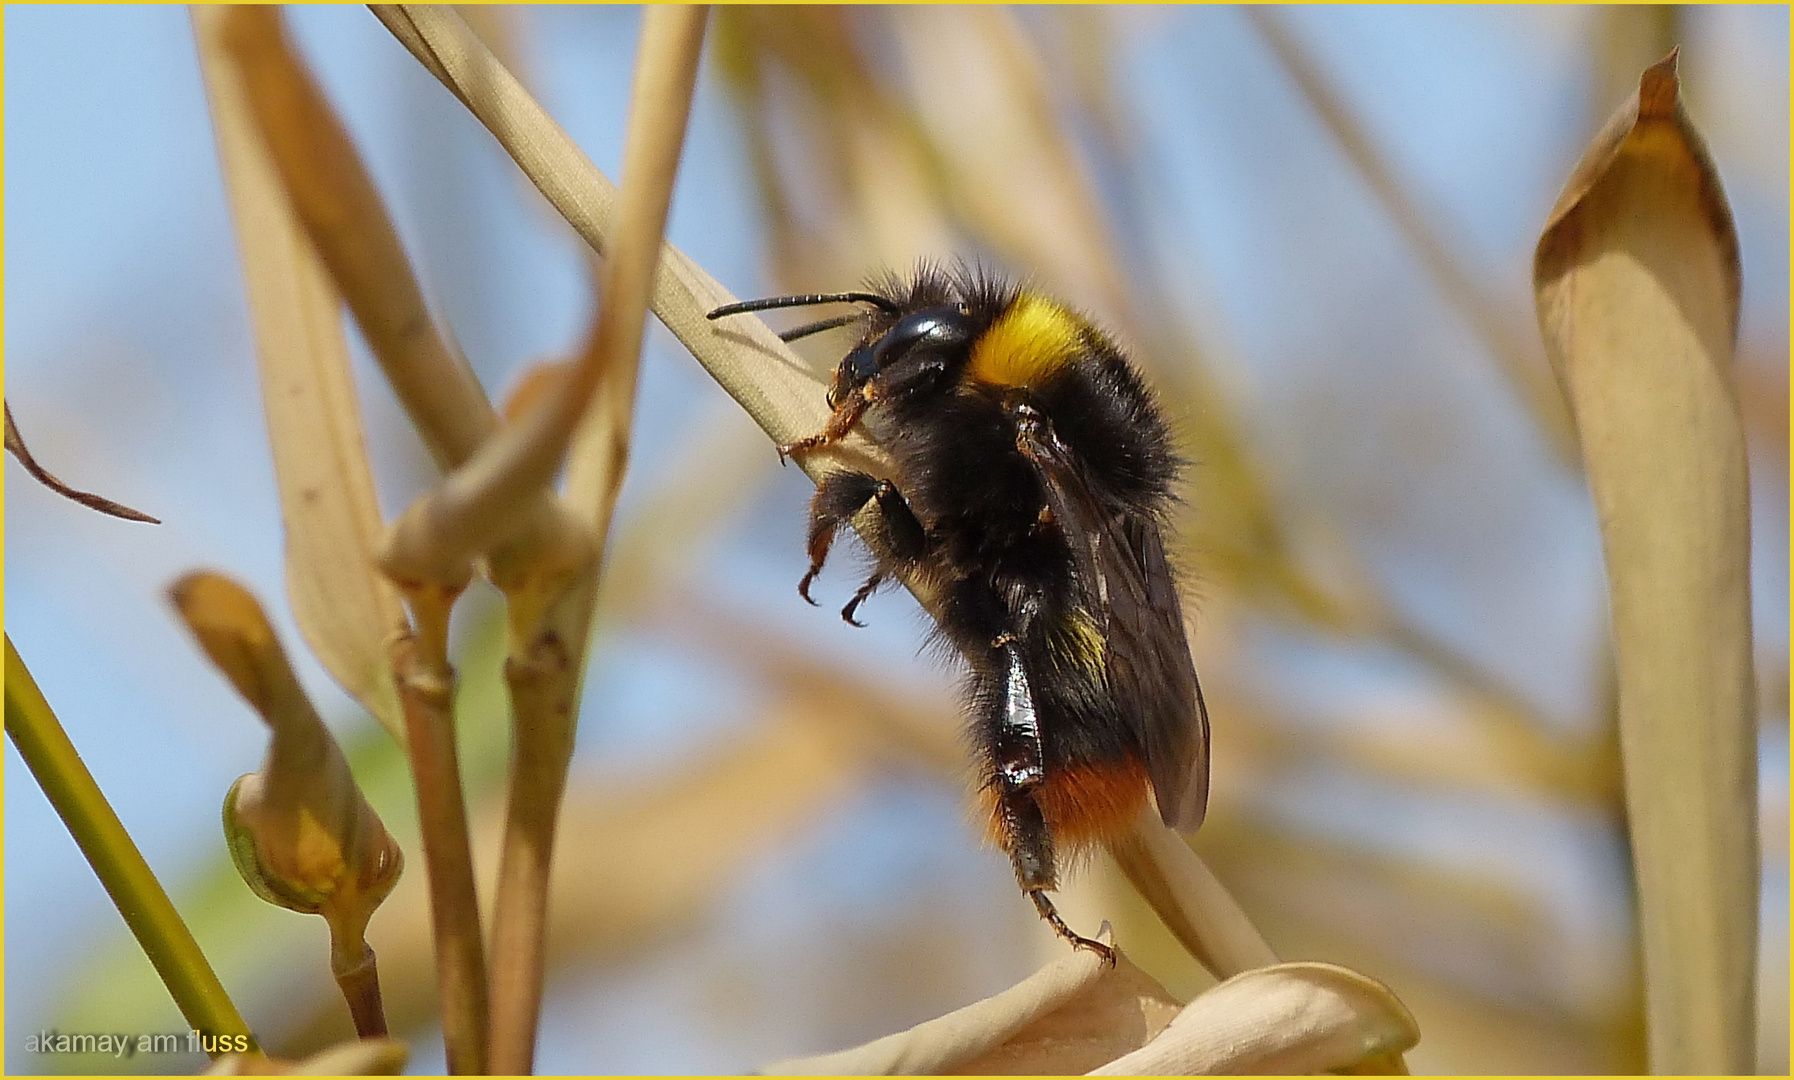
873;305;975;368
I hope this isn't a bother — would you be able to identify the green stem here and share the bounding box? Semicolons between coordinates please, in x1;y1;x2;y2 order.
4;634;255;1055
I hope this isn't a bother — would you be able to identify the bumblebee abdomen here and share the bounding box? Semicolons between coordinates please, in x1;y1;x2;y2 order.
979;755;1151;854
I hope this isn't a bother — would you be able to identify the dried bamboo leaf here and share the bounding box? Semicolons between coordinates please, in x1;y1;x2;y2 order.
4;400;160;523
193;8;408;742
370;5;886;487
1090;961;1418;1076
1533;50;1754;1075
1107;811;1279;981
215;6;496;471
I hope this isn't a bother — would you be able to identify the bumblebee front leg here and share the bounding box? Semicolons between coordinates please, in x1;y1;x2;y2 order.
778;392;868;462
780;359;950;462
801;472;925;622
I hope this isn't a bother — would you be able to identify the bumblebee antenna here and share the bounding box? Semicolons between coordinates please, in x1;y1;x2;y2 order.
778;313;865;343
707;291;901;320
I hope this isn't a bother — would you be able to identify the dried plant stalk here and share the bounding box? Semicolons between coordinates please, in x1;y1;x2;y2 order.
1534;51;1755;1074
389;600;488;1075
484;11;708;1073
192;7;409;744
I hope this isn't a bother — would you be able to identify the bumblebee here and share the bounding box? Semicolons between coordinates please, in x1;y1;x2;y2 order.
709;264;1208;961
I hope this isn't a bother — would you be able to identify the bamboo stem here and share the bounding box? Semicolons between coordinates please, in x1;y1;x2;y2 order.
487;634;579;1075
331;941;390;1039
4;636;254;1056
484;8;710;1073
392;586;488;1075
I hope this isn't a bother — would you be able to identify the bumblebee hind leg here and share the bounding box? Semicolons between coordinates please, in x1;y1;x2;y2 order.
802;472;925;619
986;641;1116;966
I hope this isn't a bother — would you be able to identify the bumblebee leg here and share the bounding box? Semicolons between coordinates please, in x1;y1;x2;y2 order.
803;472;876;603
778;392;868;462
985;642;1113;964
780;359;948;462
1030;890;1116;966
802;473;925;609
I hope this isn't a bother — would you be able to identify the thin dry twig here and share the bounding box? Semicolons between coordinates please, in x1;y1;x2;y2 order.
4;401;160;524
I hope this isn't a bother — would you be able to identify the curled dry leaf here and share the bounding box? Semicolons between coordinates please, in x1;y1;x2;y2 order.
949;952;1183;1075
204;1037;407;1076
1090;962;1418;1076
763;935;1116;1075
1533;50;1755;1075
4;400;160;523
192;8;409;744
169;573;403;985
765;949;1416;1075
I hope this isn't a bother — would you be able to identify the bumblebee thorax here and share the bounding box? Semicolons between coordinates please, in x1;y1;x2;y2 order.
965;293;1085;390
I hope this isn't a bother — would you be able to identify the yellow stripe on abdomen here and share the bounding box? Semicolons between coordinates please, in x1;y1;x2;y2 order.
966;294;1084;389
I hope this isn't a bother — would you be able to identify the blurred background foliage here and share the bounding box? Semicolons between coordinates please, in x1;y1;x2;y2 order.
4;5;1785;1074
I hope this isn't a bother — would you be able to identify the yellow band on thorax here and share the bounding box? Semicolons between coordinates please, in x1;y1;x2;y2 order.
967;294;1083;389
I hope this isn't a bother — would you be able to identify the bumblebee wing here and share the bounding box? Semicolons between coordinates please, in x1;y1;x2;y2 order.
1106;515;1209;830
1017;418;1210;831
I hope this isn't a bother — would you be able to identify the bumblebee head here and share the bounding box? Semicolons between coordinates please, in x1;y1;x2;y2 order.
706;289;977;409
826;304;974;408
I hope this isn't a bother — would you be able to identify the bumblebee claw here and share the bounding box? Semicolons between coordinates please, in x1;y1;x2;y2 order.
1074;936;1118;968
840;572;883;628
1030;889;1115;967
